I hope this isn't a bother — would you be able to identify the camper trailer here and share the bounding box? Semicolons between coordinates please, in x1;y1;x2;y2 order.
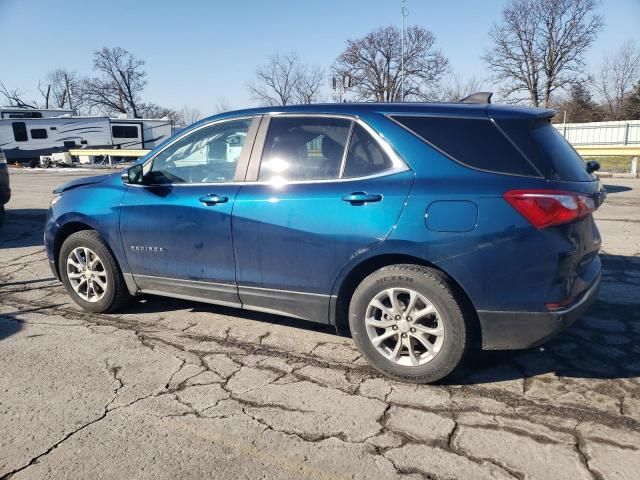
0;107;73;119
0;108;173;164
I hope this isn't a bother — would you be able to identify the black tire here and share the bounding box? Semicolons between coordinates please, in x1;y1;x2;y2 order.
348;264;469;384
58;230;131;313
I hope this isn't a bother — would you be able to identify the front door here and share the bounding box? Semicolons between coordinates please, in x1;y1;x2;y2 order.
232;116;414;322
120;117;258;307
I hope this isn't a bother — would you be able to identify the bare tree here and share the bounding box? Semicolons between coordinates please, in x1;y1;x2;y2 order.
37;69;81;111
248;52;324;106
484;0;603;107
213;98;231;114
594;40;640;120
81;47;147;117
136;103;180;122
294;64;325;104
441;75;484;102
624;80;640;119
180;105;202;125
0;81;37;108
37;81;51;108
333;25;449;102
552;82;601;123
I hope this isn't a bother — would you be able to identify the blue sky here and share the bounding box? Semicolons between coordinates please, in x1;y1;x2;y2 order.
1;0;638;115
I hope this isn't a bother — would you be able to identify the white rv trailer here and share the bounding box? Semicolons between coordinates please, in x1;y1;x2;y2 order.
0;108;174;163
0;107;73;119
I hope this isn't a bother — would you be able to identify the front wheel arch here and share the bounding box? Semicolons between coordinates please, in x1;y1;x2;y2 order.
53;222;93;279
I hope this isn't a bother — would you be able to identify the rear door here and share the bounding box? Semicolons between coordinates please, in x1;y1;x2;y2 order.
232;115;414;323
120;117;259;306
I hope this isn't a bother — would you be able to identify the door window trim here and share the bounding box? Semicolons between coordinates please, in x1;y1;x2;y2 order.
132;114;410;188
244;113;410;185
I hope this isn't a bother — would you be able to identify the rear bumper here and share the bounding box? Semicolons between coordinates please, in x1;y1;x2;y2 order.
477;273;601;350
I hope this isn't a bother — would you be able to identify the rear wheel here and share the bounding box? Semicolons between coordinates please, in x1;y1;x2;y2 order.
349;264;468;383
58;230;131;313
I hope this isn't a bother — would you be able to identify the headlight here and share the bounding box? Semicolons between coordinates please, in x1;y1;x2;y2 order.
50;194;62;207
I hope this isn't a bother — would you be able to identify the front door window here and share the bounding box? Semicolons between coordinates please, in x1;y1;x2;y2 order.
149;119;252;184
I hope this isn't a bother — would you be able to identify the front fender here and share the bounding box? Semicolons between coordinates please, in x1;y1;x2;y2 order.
45;178;130;278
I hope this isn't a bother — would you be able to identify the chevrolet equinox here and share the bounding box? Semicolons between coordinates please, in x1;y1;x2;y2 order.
45;95;605;383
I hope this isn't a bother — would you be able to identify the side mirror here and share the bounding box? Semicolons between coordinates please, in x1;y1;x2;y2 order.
586;160;600;174
121;164;144;184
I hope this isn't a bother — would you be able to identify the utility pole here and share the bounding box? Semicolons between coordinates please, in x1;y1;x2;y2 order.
331;75;352;102
401;0;409;102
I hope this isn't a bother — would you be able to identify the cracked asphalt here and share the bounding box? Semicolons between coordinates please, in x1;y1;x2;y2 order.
1;169;639;480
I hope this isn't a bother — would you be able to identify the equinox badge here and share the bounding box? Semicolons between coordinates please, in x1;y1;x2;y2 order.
130;245;167;253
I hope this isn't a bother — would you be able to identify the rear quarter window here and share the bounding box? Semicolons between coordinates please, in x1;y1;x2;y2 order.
392;116;540;177
496;118;594;182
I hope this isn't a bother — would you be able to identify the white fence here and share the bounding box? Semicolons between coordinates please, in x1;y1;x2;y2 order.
554;120;640;146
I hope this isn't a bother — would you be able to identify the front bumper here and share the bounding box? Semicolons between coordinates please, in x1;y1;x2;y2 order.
49;259;60;281
477;273;601;350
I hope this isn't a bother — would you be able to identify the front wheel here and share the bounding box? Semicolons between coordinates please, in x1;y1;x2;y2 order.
58;230;131;313
349;264;469;383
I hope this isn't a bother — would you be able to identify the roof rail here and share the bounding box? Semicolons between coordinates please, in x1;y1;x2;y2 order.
459;92;493;104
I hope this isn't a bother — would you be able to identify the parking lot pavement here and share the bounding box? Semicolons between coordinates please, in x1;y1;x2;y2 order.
1;168;639;480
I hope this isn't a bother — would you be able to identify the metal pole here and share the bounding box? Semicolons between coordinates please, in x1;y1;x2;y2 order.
401;0;407;102
624;123;630;146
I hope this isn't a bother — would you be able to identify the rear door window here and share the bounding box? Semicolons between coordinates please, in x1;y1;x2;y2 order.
259;116;351;182
392;116;540;177
496;118;594;182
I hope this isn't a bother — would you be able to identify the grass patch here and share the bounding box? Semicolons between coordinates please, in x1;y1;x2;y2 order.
581;156;634;173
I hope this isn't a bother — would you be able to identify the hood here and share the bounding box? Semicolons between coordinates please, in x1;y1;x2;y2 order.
53;174;111;194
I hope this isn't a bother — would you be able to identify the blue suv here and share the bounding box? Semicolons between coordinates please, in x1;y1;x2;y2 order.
45;97;605;383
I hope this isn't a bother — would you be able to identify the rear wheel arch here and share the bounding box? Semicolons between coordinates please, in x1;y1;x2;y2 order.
332;254;480;346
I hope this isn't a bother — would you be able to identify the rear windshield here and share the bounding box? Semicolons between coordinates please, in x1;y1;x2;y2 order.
392;116;540;177
496;118;594;182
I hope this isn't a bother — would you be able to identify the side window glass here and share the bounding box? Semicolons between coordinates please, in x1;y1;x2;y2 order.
393;116;538;176
259;117;351;182
149;119;251;184
343;124;393;178
12;122;27;142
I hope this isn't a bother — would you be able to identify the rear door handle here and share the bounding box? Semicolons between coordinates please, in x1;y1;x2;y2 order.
342;192;383;205
199;194;228;206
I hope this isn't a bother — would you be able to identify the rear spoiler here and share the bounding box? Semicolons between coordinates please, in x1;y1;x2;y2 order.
459;92;493;104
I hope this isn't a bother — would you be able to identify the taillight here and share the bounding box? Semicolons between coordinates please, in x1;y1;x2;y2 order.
503;189;596;229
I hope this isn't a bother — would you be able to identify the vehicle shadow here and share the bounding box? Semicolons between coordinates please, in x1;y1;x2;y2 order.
0;209;47;249
603;184;632;194
446;253;640;384
122;254;639;384
0;314;22;341
126;295;337;335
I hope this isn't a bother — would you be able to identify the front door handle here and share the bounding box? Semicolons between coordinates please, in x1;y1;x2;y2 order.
199;194;228;206
342;192;383;205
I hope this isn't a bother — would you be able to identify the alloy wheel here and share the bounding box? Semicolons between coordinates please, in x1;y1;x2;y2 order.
66;247;108;302
365;287;445;366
